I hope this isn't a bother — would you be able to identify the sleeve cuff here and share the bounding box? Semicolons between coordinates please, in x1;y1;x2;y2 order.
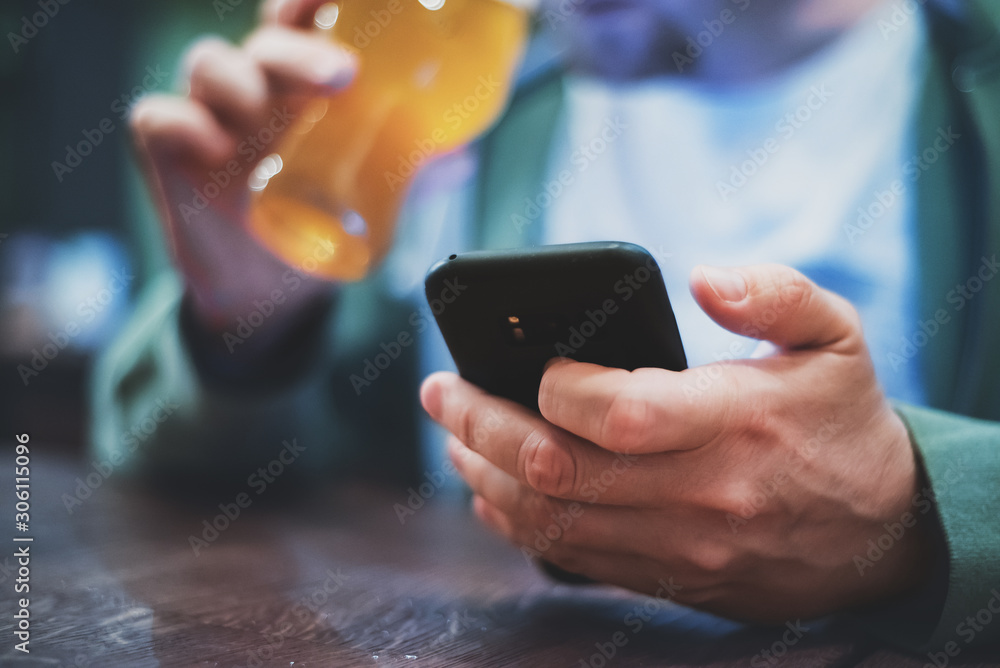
854;403;1000;653
179;288;336;391
89;272;348;481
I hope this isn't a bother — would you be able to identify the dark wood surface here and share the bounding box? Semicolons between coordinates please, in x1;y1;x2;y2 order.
1;447;998;667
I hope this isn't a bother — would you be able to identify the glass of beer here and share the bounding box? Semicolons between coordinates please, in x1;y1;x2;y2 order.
247;0;530;281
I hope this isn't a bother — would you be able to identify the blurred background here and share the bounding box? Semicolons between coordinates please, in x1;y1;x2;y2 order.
0;0;256;444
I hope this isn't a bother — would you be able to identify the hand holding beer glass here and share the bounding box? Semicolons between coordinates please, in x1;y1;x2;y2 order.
249;0;530;280
131;0;528;336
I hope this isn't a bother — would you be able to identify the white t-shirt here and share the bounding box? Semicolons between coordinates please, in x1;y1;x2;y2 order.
542;2;928;404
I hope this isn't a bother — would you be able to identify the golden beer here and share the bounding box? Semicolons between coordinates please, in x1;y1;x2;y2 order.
248;0;529;281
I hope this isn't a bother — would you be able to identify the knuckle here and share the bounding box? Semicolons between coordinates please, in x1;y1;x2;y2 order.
687;541;736;576
602;384;653;453
722;378;771;443
710;479;756;518
455;401;480;447
127;96;160;134
461;404;507;448
243;33;264;60
126;96;205;152
519;429;578;498
243;27;284;62
185;38;230;80
697;370;745;448
773;269;810;314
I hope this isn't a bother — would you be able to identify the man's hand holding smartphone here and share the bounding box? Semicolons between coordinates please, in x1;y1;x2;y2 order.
421;261;934;622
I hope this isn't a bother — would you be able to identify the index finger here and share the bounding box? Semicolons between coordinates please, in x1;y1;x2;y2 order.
538;359;740;454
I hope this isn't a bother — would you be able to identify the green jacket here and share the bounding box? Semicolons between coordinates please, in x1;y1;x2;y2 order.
91;0;1000;655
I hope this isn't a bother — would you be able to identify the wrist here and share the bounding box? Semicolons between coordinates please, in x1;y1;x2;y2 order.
846;427;950;645
179;288;335;390
862;409;942;602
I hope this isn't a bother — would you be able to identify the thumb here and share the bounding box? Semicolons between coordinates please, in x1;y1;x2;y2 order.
690;264;862;352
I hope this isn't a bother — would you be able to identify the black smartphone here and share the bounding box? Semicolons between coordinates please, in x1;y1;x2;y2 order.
424;241;688;412
425;241;687;585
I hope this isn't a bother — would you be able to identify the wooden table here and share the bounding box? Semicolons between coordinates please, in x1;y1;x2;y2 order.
1;447;997;667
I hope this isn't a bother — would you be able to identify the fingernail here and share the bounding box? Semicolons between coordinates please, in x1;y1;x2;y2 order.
313;50;356;89
700;266;747;303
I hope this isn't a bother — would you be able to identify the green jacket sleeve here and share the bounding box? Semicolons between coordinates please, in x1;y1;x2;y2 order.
89;269;423;485
864;403;1000;653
